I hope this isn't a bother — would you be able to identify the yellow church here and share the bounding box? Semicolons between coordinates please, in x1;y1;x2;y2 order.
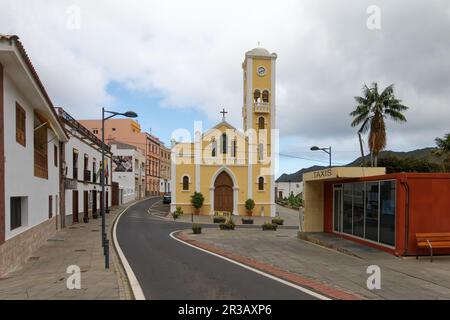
170;47;277;216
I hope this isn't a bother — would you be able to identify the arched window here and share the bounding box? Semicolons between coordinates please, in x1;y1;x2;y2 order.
221;133;227;154
211;138;217;157
258;176;265;191
262;90;269;103
182;176;189;190
258;117;265;130
253;89;261;103
231;139;237;157
258;143;264;161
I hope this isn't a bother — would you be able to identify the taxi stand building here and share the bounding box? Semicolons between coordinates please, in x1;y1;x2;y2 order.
302;167;450;256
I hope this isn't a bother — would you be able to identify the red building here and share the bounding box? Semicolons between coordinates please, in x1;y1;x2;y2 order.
303;168;450;256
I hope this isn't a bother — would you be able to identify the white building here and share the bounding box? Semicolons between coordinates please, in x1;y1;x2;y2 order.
275;166;326;200
0;35;69;276
56;108;113;225
110;142;145;204
275;181;303;199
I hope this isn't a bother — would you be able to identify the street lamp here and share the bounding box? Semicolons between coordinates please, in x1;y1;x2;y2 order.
101;108;137;269
310;145;332;167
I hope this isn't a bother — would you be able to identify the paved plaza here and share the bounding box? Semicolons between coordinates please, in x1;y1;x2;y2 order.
181;226;450;300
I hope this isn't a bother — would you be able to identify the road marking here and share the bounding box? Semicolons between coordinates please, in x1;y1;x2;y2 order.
112;199;158;300
169;230;331;300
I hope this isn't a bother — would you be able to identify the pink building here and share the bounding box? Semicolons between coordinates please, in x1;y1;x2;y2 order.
79;119;161;196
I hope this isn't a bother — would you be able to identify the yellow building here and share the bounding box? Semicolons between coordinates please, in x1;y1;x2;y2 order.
171;47;278;216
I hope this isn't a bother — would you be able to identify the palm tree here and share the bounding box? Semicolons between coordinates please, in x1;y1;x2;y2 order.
434;133;450;172
350;82;409;166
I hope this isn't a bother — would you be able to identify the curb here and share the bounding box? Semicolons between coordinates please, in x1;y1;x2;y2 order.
111;197;158;300
173;231;364;300
297;232;363;259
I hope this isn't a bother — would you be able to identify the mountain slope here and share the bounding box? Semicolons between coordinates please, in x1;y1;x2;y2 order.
277;147;443;182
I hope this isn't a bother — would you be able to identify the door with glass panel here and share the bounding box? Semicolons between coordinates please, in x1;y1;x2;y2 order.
333;185;343;233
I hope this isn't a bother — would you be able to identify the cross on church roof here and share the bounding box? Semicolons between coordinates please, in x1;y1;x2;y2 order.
220;108;228;121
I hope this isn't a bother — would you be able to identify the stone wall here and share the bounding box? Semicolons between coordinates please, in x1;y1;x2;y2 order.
0;217;57;276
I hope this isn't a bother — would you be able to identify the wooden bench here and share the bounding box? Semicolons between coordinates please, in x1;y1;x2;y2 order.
416;233;450;262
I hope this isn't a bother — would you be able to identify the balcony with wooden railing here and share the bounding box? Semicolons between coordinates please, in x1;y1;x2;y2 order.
55;107;111;153
84;170;91;183
253;102;270;113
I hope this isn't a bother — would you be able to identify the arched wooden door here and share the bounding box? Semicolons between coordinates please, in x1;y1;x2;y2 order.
214;171;233;213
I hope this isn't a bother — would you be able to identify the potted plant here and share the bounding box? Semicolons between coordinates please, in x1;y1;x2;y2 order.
190;192;204;215
262;222;278;231
242;198;255;224
272;218;284;225
213;216;226;224
245;198;255;216
172;206;183;220
192;224;202;234
242;217;254;224
219;218;236;230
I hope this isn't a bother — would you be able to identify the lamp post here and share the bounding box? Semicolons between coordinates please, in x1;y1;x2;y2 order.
101;108;137;269
310;145;332;167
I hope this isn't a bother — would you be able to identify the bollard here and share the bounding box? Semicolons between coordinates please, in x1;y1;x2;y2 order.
105;239;110;269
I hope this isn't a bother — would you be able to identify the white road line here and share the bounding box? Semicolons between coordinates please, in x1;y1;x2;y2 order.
112;200;152;300
169;230;331;300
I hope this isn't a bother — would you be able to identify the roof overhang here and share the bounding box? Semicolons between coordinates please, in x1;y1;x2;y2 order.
0;36;68;142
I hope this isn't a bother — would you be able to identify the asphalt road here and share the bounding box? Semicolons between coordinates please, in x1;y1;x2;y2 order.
116;197;318;300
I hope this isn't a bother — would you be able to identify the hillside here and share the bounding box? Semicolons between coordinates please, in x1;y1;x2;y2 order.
346;147;442;166
276;165;326;183
276;147;443;182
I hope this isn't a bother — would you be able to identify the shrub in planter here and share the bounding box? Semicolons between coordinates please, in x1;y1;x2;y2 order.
172;206;183;220
192;224;202;234
272;218;284;225
241;218;254;224
262;222;278;231
245;198;255;216
213;216;226;224
190;192;205;215
219;218;236;230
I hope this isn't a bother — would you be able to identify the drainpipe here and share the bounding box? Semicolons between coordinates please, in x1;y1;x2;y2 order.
400;177;410;256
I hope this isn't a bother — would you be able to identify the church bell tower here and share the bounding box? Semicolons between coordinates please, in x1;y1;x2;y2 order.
242;47;277;133
242;47;277;216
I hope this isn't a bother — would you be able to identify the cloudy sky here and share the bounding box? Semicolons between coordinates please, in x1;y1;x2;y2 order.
1;0;449;176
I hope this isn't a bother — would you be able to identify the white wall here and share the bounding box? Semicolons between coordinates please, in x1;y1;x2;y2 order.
3;74;60;240
110;144;145;204
64;126;112;216
275;181;303;198
159;178;170;194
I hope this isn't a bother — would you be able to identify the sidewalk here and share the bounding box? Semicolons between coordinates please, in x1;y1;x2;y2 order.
178;228;450;300
0;201;137;300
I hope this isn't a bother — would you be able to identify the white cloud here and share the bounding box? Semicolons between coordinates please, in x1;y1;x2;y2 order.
1;0;449;157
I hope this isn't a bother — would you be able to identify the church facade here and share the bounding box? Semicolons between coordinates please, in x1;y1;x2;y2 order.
170;48;277;216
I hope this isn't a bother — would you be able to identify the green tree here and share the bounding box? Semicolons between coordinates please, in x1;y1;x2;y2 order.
350;83;408;166
245;198;255;216
190;192;204;214
378;156;441;174
434;133;450;172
